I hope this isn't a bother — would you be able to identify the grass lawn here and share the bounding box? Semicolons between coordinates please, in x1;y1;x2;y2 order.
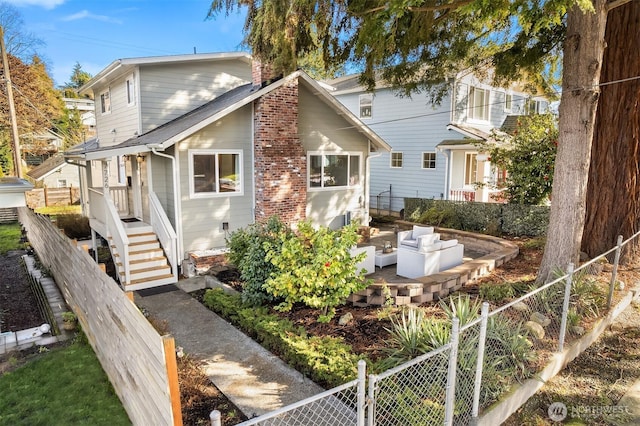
0;341;130;425
34;205;82;216
0;223;24;255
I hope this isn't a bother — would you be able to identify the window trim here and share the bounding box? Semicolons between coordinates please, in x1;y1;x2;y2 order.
421;152;437;170
464;152;478;187
126;74;135;107
359;94;373;119
307;151;362;191
188;149;243;199
100;88;111;115
468;86;490;122
504;92;512;112
390;152;403;169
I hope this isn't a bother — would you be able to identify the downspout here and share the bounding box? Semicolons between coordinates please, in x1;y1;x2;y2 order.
365;141;383;226
438;147;450;200
149;146;183;267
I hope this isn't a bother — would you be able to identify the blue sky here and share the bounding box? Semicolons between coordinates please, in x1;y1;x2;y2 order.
6;0;248;86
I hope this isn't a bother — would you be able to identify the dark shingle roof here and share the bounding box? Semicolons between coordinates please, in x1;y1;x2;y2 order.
26;154;66;180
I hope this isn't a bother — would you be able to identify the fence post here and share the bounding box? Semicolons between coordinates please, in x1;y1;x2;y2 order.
558;263;574;353
209;410;221;426
367;374;376;426
444;317;460;426
357;359;366;426
608;235;624;309
472;302;490;421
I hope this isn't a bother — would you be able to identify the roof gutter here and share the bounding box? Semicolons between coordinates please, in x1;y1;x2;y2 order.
149;145;183;266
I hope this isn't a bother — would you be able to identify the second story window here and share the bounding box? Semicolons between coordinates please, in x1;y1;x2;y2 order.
468;86;489;121
359;94;372;119
390;152;403;168
126;75;135;106
100;89;111;115
504;93;512;112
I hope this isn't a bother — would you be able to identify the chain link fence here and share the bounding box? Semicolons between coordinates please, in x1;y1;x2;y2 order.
221;231;638;426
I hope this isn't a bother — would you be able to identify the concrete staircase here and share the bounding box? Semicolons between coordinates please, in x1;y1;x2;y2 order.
111;222;176;291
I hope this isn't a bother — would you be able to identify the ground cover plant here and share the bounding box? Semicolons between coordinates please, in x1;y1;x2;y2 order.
0;222;25;255
0;340;130;425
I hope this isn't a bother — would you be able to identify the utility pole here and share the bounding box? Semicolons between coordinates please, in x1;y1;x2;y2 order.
0;25;22;178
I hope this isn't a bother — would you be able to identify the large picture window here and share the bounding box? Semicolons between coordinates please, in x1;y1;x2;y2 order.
189;150;242;197
308;153;361;189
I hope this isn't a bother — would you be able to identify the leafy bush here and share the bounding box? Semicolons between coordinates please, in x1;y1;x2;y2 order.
265;221;370;322
202;289;365;387
226;216;291;305
56;214;90;239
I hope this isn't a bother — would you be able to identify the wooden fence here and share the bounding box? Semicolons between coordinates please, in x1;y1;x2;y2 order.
17;207;182;425
25;187;81;209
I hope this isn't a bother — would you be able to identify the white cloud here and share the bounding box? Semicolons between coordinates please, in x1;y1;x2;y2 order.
4;0;66;10
62;10;122;24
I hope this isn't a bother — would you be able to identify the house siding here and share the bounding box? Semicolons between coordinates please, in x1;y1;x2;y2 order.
299;84;369;229
93;73;140;147
41;165;81;188
177;105;254;253
334;88;454;212
139;60;251;133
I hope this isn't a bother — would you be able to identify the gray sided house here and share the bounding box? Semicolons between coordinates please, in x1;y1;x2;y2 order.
328;72;549;213
26;154;80;188
66;53;390;291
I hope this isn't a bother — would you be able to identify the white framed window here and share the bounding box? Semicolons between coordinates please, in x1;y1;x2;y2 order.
308;152;361;189
464;153;478;186
56;179;67;188
504;93;512;112
422;152;436;169
188;149;243;198
527;99;549;115
359;94;373;119
390;152;403;168
468;86;490;121
126;75;135;106
100;89;111;115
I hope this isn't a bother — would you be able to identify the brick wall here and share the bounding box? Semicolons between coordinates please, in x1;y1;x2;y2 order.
253;77;307;225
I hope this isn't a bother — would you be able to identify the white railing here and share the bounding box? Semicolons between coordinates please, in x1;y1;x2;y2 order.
450;188;476;202
104;196;131;285
88;188;106;225
149;192;178;281
110;185;129;216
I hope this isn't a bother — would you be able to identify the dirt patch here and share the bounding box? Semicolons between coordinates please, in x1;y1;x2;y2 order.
0;249;45;332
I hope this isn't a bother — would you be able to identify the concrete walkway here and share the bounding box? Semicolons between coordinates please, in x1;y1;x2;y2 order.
133;278;323;419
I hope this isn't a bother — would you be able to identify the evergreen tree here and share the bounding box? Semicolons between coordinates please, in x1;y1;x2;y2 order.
209;0;630;282
60;62;92;98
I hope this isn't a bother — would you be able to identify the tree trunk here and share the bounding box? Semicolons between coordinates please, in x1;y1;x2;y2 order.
582;1;640;263
537;0;608;283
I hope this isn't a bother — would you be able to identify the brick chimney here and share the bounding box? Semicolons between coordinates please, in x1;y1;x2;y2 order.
252;60;277;88
253;76;307;225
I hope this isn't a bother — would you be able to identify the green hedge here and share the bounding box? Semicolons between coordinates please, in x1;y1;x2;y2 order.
403;198;548;237
202;289;367;388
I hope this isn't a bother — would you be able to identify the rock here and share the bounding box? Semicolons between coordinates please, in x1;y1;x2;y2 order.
571;326;585;336
616;280;625;291
339;312;354;326
513;301;529;312
525;321;545;340
579;251;590;262
530;311;551;327
603;264;613;273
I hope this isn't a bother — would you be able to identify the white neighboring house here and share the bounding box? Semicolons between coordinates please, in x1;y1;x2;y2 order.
26;154;80;189
327;71;549;213
64;97;97;141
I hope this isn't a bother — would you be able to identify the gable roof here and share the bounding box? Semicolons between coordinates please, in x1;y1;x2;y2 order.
80;52;253;95
26;154;67;181
68;70;391;161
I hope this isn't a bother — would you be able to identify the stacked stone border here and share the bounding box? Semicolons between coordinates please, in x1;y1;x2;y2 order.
348;221;520;306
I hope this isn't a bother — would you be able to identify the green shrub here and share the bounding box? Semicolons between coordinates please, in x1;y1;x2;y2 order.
56;214;90;239
226;216;291;305
417;206;461;229
202;289;364;387
265;221;370;322
480;283;516;302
